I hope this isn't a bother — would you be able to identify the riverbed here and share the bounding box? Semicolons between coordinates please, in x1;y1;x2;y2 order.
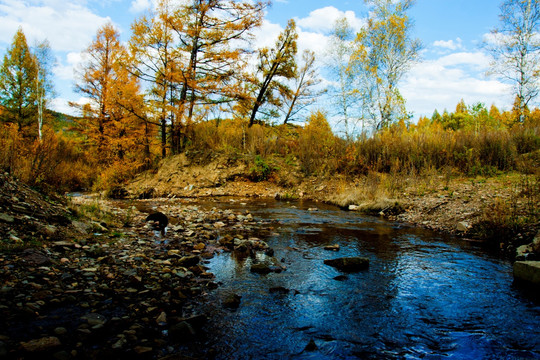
187;199;540;359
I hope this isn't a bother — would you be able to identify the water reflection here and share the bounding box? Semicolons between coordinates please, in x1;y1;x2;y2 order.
192;200;540;359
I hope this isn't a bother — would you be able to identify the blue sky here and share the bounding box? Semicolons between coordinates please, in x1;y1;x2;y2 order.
0;0;513;120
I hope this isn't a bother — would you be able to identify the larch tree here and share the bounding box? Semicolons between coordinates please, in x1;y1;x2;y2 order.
249;19;298;127
486;0;540;123
0;27;39;136
165;0;267;152
350;0;421;130
73;23;146;165
129;0;180;158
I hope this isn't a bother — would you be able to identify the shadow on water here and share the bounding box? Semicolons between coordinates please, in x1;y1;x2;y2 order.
187;199;540;359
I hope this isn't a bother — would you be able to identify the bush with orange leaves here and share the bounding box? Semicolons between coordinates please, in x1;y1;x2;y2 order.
0;124;95;193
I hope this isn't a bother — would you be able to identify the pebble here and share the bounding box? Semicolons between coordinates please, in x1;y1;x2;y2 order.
1;195;270;359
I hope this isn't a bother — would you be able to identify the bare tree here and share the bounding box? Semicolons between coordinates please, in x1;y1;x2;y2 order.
248;19;298;127
485;0;540;122
281;50;325;125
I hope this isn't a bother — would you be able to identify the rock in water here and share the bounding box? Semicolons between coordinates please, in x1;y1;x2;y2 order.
145;212;169;232
324;257;369;272
304;339;318;352
513;261;540;285
223;293;242;309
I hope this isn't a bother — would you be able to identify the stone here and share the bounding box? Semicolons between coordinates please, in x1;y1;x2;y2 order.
169;321;196;340
457;221;470;232
250;263;273;274
53;350;71;360
177;255;200;267
54;327;68;336
324;257;369;272
22;249;51;266
304;339;318;352
223;293;242;309
0;341;6;357
324;244;340;251
348;205;359;211
20;336;61;352
0;213;14;223
269;286;289;294
134;346;153;354
82;313;107;326
156;311;167;326
513;261;540;285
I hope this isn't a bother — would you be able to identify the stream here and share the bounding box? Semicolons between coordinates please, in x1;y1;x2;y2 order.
184;199;539;359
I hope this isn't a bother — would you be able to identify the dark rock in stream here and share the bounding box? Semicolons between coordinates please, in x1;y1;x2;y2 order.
223;293;242;309
304;338;318;352
269;286;290;294
324;257;370;272
178;255;200;267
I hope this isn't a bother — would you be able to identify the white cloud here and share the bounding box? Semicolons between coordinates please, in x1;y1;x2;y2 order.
0;0;112;53
297;29;329;60
436;51;491;69
251;19;283;49
433;38;462;51
129;0;151;13
53;51;83;81
401;51;512;117
296;6;364;33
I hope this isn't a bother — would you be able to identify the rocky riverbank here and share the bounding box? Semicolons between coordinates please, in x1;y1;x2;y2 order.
0;173;281;359
1;154;538;358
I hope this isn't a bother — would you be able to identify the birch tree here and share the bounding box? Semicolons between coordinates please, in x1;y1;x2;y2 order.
350;0;421;130
326;17;358;138
486;0;540;122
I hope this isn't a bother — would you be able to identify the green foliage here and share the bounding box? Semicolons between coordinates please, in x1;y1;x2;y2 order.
249;155;275;181
0;28;39;136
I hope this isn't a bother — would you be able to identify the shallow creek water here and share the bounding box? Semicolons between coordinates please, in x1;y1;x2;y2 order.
183;199;540;359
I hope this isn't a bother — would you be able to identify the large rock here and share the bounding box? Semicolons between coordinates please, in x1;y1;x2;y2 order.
513;261;540;285
324;257;369;272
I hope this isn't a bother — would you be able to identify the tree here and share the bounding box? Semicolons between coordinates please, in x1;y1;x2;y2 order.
0;27;39;135
73;23;147;164
350;0;421;130
249;19;298;127
129;0;267;154
166;0;267;151
129;1;179;158
33;39;55;140
326;16;359;138
281;50;325;124
486;0;540;122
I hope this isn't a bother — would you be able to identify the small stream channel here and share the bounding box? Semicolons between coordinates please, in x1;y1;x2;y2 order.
183;199;539;359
